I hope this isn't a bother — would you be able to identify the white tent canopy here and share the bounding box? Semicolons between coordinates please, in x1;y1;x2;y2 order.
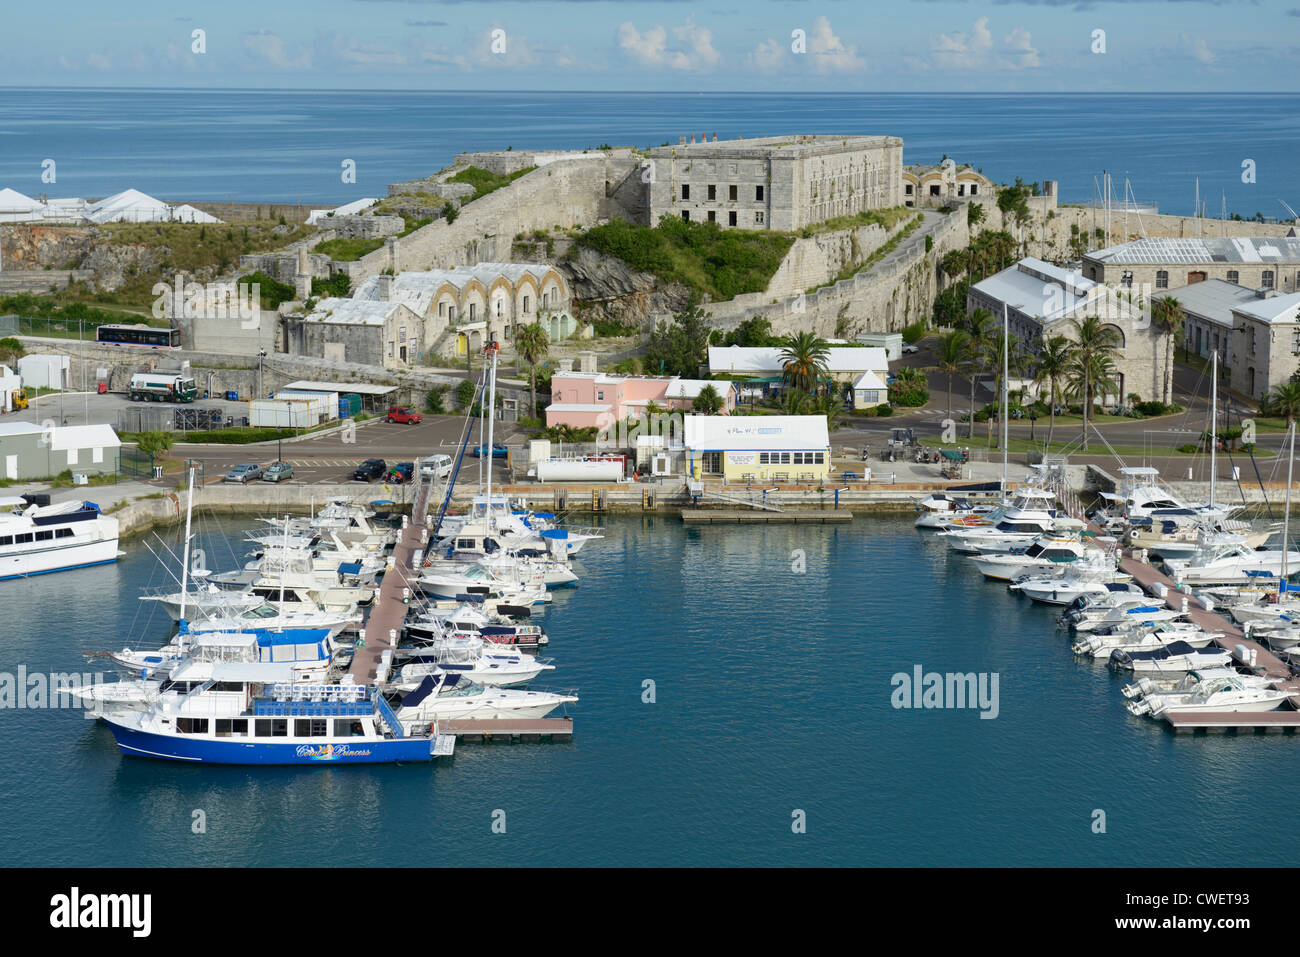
0;187;44;223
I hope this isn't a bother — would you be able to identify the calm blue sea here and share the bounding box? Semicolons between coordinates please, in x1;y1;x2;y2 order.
1;512;1297;867
1;89;1297;217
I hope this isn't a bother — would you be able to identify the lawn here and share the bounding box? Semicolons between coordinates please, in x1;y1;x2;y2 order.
314;237;385;262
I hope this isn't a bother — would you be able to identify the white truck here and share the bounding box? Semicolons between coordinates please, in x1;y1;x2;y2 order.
127;372;198;403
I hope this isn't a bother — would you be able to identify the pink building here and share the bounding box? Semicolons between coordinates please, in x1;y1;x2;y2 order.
546;373;736;428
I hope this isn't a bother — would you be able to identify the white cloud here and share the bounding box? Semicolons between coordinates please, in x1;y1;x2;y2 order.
749;38;786;73
619;17;719;71
929;17;1039;71
1002;27;1040;70
808;16;866;74
1182;34;1217;65
241;30;313;70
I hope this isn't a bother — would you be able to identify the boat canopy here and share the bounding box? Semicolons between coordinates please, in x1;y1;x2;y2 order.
940;449;964;462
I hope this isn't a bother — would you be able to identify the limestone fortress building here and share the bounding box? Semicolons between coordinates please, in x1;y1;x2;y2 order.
645;134;905;232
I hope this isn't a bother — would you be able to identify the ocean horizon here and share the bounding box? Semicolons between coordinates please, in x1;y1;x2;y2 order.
2;88;1296;215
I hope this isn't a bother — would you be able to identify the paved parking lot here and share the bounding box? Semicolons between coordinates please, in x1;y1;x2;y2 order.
174;414;523;487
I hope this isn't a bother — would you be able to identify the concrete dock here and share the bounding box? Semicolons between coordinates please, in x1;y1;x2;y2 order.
681;510;854;524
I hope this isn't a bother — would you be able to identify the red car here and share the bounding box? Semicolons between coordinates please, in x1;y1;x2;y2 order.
386;407;422;424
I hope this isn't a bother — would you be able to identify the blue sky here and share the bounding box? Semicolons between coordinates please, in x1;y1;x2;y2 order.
5;0;1298;91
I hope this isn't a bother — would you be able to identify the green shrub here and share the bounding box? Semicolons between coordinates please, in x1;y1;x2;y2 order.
901;321;926;345
447;165;536;202
573;215;795;302
456;379;477;409
875;403;893;417
1177;443;1199;454
888;382;929;407
310;273;352;298
424;385;448;414
315;237;385;262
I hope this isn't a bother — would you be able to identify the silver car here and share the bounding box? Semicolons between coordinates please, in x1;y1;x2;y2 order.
224;463;264;483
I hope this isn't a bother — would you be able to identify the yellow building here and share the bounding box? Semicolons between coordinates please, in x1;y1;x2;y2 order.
683;414;831;484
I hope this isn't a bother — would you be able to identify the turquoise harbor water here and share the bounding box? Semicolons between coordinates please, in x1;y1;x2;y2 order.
2;513;1298;867
1;89;1298;215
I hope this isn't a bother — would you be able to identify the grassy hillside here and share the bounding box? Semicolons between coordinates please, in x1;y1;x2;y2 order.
572;216;796;302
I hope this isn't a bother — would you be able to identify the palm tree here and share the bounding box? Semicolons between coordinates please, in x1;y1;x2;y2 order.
781;389;811;415
779;332;831;395
1066;317;1123;451
935;329;969;432
1270;381;1300;429
1033;335;1075;451
963;307;995;438
1150;296;1185;405
812;393;842;432
513;322;550;418
983;331;1024;450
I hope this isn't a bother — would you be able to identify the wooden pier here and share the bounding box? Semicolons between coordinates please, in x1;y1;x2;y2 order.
680;510;853;524
1117;551;1300;722
347;481;431;683
439;717;574;742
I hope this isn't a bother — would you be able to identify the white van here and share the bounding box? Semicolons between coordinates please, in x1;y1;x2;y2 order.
419;454;454;480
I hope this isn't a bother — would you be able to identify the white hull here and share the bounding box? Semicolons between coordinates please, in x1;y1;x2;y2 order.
0;534;118;580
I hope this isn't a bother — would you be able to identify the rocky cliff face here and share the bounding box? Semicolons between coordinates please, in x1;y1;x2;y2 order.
0;224;95;271
0;224;166;293
553;242;692;328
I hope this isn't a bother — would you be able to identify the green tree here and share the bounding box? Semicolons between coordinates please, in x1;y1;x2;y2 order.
0;337;24;366
513;321;551;417
424;385;448;414
967;202;985;228
723;316;781;347
1270;381;1300;429
935;328;969;431
780;388;811;415
136;430;174;461
645;304;712;378
456;378;477;410
1150;295;1185;405
1066;315;1123;450
1033;334;1075;451
778;331;831;394
963;307;996;438
442;201;459;224
692;383;724;415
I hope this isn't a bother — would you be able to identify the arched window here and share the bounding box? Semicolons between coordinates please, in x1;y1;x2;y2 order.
1155;270;1169;289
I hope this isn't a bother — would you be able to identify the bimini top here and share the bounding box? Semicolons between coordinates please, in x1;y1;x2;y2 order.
400;672;468;708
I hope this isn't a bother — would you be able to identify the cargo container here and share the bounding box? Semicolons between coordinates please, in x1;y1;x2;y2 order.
338;393;362;418
274;389;337;421
249;398;326;429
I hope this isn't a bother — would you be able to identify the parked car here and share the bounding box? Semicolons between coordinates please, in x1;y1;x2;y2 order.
386;407;423;425
262;462;294;483
224;463;264;483
901;342;920;355
388;462;415;484
419;453;454;480
353;458;387;482
471;443;508;459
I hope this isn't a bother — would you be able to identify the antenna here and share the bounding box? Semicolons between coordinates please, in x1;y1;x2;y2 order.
1280;199;1299;224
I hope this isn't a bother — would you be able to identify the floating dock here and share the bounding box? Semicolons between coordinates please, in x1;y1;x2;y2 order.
439;717;574;741
680;510;853;524
1164;711;1300;733
347;483;431;683
1117;550;1300;726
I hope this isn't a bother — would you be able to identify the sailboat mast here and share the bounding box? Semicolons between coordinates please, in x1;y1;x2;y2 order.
1210;350;1218;508
1002;302;1009;492
178;465;196;634
278;513;288;618
485;342;497;513
1283;422;1295;584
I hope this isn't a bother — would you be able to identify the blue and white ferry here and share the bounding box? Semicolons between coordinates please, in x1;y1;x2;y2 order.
98;663;455;764
0;496;119;580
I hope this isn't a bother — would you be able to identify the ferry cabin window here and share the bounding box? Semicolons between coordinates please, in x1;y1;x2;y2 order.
255;719;288;737
334;720;364;737
55;528;74;538
0;536;11;546
176;718;209;734
14;533;32;544
215;719;248;738
294;719;329;737
35;530;53;541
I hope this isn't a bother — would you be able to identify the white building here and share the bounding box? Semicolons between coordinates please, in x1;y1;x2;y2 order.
683;414;832;483
16;354;70;390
